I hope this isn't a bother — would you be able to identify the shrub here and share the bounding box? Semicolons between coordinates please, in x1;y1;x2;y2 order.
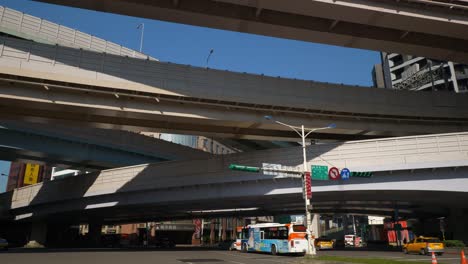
444;240;465;247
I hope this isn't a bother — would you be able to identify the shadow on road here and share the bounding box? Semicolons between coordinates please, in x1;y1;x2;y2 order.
0;246;241;254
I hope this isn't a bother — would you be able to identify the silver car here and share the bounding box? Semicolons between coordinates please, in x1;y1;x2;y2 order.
0;238;8;250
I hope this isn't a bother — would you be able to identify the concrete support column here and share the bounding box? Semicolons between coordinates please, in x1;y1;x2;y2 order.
342;215;350;234
232;218;237;239
88;220;103;247
310;214;320;238
221;218;227;241
448;209;468;241
209;219;215;245
25;222;47;248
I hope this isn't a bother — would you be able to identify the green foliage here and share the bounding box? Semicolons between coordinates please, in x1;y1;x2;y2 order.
444;240;465;247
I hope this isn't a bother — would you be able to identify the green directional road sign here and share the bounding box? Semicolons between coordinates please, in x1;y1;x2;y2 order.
351;171;373;177
311;165;328;180
229;164;261;173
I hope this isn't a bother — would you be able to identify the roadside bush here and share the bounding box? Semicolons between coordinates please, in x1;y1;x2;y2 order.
444;240;465;247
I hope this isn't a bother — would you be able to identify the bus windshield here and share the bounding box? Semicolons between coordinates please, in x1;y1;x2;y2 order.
292;225;307;232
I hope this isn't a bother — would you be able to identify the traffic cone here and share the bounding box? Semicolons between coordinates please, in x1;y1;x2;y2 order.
432;252;438;264
461;250;467;264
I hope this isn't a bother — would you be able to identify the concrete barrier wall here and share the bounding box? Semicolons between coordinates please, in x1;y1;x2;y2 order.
0;6;155;60
7;132;468;211
0;35;467;120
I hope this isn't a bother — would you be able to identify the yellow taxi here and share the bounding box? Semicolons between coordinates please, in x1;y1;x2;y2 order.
315;238;334;250
403;236;444;256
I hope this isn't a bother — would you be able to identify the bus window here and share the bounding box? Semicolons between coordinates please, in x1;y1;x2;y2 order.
293;225;307;232
242;228;249;239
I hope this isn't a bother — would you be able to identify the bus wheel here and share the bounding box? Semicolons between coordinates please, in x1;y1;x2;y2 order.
271;244;277;255
241;243;247;253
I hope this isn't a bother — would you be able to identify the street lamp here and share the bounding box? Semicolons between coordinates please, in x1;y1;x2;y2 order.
264;115;336;255
137;23;144;53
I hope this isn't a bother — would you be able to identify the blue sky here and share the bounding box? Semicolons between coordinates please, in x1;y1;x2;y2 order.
0;161;9;192
0;0;382;191
2;0;381;86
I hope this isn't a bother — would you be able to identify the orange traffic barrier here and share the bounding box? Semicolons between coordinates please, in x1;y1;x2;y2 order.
432;252;438;264
461;250;467;264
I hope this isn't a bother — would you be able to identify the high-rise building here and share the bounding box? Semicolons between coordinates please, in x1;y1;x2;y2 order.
376;52;468;92
6;162;51;191
372;63;387;89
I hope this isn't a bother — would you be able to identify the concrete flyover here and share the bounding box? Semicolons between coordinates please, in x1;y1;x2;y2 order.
1;131;467;224
0;121;211;169
34;0;468;64
0;36;468;141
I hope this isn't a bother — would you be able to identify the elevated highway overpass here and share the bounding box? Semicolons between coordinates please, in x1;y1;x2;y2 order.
0;121;211;169
34;0;468;63
0;35;467;141
1;132;467;224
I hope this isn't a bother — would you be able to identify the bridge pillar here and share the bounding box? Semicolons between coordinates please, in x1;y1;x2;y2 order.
324;219;331;231
209;219;215;245
25;222;47;248
87;220;103;247
342;215;350;234
447;209;468;241
311;214;320;238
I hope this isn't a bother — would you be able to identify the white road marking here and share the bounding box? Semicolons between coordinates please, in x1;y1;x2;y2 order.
229;261;246;264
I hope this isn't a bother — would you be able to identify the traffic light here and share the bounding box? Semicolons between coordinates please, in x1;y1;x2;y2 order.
304;172;312;199
351;171;373;177
228;164;261;173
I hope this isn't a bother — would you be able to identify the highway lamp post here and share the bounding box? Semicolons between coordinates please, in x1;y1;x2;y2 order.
264;115;335;255
137;23;144;53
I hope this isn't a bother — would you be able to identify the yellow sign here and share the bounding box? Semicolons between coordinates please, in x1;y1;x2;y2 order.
23;163;40;185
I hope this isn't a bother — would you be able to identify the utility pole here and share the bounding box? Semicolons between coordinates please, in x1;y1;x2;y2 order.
264;116;335;255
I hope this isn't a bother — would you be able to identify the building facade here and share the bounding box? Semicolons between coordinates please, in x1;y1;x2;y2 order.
6;162;51;191
374;52;468;92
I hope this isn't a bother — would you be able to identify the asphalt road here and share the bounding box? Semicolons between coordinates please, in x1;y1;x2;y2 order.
0;247;306;264
0;247;464;264
318;248;463;264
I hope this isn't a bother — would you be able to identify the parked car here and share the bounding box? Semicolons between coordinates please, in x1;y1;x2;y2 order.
344;234;362;247
0;238;8;250
154;237;175;248
229;241;237;251
218;240;235;250
403;236;444;256
315;238;334;250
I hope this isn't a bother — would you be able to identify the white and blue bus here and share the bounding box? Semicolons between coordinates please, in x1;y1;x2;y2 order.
240;223;308;255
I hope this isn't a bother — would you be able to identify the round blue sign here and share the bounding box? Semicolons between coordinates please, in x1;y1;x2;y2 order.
341;168;350;180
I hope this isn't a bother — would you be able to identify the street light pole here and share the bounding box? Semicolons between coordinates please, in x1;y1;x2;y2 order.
137;23;144;53
264;116;335;255
300;124;315;255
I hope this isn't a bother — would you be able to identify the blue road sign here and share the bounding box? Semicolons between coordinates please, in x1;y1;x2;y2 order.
341;168;350;180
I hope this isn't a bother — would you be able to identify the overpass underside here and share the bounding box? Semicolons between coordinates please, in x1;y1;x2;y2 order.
2;132;468;223
0;121;211;169
0;36;467;141
35;0;468;63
